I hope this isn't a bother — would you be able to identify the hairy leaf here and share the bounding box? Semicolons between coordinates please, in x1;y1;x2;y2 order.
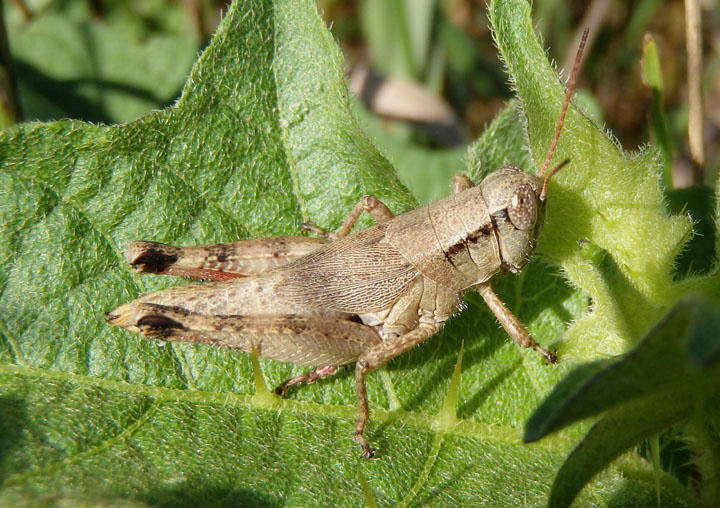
525;297;720;507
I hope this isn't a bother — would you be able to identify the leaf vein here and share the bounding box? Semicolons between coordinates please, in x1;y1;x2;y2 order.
1;399;161;488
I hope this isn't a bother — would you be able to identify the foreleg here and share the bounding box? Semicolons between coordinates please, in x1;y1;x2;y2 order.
475;281;557;363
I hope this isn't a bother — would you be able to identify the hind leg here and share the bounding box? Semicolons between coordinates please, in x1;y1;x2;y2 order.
124;236;329;281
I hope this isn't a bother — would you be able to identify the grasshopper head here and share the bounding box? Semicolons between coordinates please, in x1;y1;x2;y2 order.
479;166;544;273
479;161;567;273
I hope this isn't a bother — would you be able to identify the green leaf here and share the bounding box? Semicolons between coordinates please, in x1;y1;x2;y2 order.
0;0;705;506
10;6;200;124
360;0;417;80
548;391;696;508
467;99;533;179
525;297;715;441
489;0;697;361
524;297;720;507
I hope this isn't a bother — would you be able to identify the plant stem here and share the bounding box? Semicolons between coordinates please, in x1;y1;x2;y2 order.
684;0;704;180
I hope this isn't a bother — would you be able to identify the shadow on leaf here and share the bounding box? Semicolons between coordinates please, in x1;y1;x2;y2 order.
139;475;282;508
0;394;29;483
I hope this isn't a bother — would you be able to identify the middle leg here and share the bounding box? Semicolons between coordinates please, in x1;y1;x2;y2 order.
303;195;395;240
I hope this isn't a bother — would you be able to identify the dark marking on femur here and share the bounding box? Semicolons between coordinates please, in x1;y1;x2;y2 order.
284;317;310;335
137;314;185;330
132;248;179;273
209;246;232;263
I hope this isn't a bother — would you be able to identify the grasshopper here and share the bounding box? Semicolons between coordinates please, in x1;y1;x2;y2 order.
108;31;588;458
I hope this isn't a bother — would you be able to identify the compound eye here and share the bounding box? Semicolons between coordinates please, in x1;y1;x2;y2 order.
507;184;537;230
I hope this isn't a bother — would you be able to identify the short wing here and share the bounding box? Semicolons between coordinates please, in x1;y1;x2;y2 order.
277;223;419;314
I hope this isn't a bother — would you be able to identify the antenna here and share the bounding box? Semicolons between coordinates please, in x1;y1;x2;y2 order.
537;28;589;200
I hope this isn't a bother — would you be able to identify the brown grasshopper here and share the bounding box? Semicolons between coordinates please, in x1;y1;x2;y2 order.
107;32;588;458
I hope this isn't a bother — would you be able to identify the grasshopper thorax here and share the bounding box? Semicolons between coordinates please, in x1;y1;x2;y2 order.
385;165;547;292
